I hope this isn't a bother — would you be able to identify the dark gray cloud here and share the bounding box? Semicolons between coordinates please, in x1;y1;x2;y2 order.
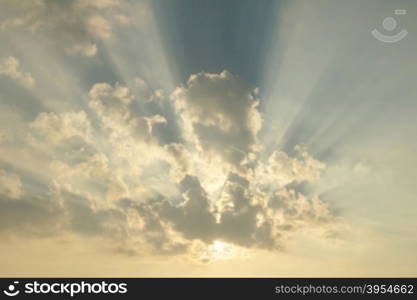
0;195;60;237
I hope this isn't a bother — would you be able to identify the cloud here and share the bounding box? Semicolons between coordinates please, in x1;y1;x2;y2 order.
0;195;60;237
0;56;34;88
49;153;129;203
58;189;128;239
159;175;217;242
132;167;338;258
29;111;93;144
164;143;192;182
0;71;343;262
0;183;130;241
171;71;262;171
0;0;131;57
89;82;166;143
87;82;171;184
255;145;326;188
118;198;189;256
0;169;23;199
85;15;112;40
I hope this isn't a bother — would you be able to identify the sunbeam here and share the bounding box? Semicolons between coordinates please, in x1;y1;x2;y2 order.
0;0;416;277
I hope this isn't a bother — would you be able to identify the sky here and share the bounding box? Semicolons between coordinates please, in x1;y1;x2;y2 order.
0;0;416;277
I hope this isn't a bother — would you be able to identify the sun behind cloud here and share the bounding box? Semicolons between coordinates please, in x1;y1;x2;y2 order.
0;68;344;263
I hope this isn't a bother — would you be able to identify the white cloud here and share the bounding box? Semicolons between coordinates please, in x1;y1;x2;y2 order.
89;82;166;144
0;56;34;88
29;111;93;144
255;146;326;188
50;153;129;204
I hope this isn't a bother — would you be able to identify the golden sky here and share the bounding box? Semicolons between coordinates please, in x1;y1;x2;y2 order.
0;0;416;277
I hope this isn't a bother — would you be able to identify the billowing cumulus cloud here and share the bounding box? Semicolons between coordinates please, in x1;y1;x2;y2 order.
171;71;262;171
0;70;343;263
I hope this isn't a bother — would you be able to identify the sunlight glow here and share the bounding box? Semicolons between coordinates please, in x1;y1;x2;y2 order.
195;240;251;263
